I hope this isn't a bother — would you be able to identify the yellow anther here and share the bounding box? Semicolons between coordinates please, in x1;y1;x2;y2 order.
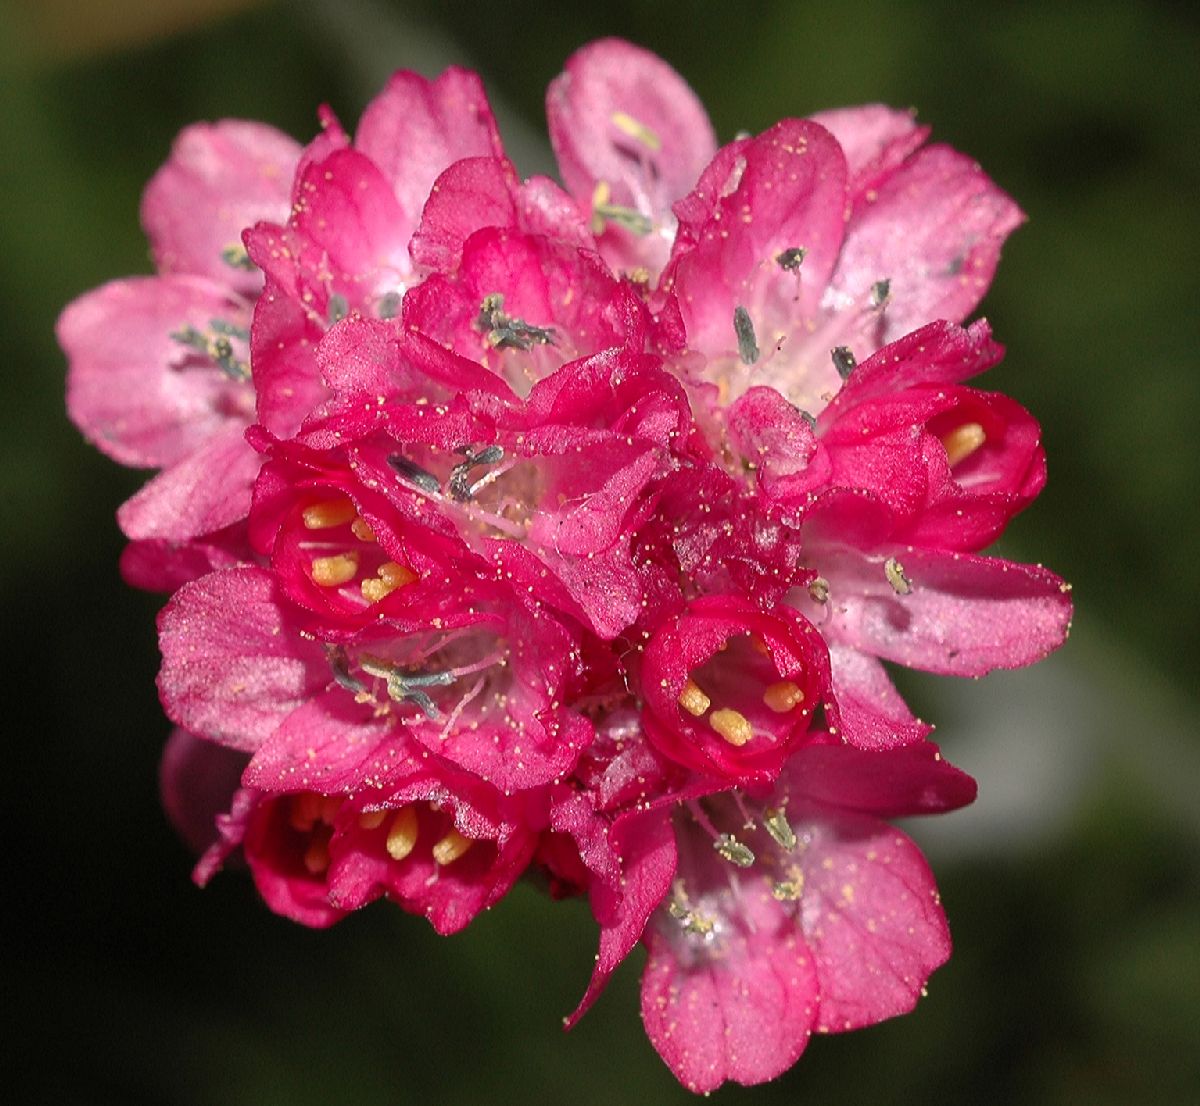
302;837;330;875
432;828;474;866
310;552;360;587
941;422;987;467
302;499;357;529
385;806;420;862
350;517;376;542
611;110;662;151
361;561;417;603
590;180;612;235
678;678;711;717
288;792;325;831
320;795;342;823
763;680;805;713
749;634;770;656
358;810;387;830
710;708;753;747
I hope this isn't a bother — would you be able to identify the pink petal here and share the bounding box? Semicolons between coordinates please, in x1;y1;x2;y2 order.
827;645;932;749
354;66;504;232
141;120;301;295
116;425;259;541
808;105;929;200
159;728;248;855
157;567;328;751
60;275;253;467
790;807;951;1033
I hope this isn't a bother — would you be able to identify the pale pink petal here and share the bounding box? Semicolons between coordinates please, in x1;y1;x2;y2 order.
141;120;301;295
60;275;254;467
159;728;248;855
808;105;929;198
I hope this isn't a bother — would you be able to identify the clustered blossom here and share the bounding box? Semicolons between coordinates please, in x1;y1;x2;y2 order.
61;40;1071;1091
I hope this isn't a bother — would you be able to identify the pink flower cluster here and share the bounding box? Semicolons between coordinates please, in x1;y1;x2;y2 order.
60;40;1071;1091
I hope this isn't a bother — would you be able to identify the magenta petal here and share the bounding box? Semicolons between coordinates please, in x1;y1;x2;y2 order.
548;38;716;227
157;567;328;751
116;425;259;541
827;645;932;749
790;807;951;1033
141;120;300;295
829;144;1024;345
354;66;503;230
409;156;519;273
818;546;1073;675
159;728;249;855
60;275;253;467
641;898;819;1092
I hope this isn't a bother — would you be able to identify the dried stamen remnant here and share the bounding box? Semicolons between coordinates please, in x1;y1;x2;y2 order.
449;444;505;502
432;828;473;866
776;246;806;271
310;552;360;587
710;708;753;747
713;833;755;868
772;876;803;901
808;576;830;603
831;345;857;380
734;305;759;365
221;243;255;270
611;110;662;150
763;807;797;851
302;499;357;530
327;293;349;325
870;278;891;308
171;322;250;382
387;454;441;496
885;557;912;595
386;806;419;861
590;181;653;236
942;422;987;467
763;680;804;713
678;678;711;717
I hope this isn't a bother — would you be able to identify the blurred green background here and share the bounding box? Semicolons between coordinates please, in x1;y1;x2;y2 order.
3;0;1197;1102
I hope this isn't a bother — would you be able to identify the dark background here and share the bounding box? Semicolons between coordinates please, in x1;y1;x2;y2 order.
3;1;1198;1102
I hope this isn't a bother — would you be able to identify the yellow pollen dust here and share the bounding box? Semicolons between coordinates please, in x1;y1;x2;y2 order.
310;552;360;587
763;680;805;713
432;828;474;866
710;708;753;747
302;499;357;529
361;561;418;603
350;517;376;542
678;678;711;717
611;110;662;151
385;806;420;861
941;422;987;467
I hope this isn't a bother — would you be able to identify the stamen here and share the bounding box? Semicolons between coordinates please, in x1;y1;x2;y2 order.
733;305;759;365
360;561;418;603
713;833;755;868
590;181;653;235
776;246;807;271
772;877;803;901
350;518;376;542
831;346;857;380
432;828;474;866
358;810;387;830
221;243;254;270
942;422;987;467
303;837;330;875
377;291;402;320
387;454;441;496
763;681;804;713
449;445;506;501
310;552;360;587
710;708;753;747
327;293;349;325
611;110;662;150
385;807;419;861
678;678;711;717
324;643;365;694
289;792;325;832
885;557;913;595
302;499;356;530
808;576;830;603
870;278;891;308
763;807;798;851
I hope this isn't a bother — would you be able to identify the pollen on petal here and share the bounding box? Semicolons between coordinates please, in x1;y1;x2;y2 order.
710;708;752;746
942;422;987;467
385;806;419;861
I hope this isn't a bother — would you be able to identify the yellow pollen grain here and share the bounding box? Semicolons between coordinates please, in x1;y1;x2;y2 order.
310;552;360;587
350;517;376;542
303;837;330;875
358;810;387;830
611;110;662;151
302;499;356;529
385;806;419;861
678;678;711;717
710;708;753;747
941;422;986;467
763;680;805;713
432;828;474;866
